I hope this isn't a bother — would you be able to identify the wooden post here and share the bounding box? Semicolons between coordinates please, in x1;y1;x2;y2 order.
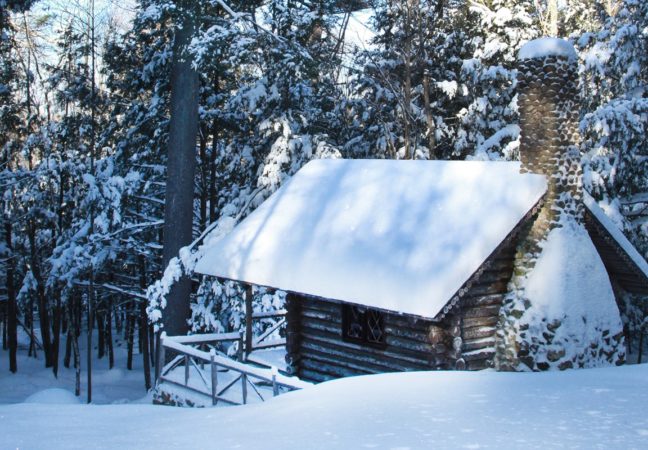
155;332;166;381
241;373;248;405
237;330;244;362
638;325;645;364
245;285;253;359
210;349;218;406
271;366;279;397
184;354;190;385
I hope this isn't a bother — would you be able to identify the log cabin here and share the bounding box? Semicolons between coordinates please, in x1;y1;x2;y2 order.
194;38;648;382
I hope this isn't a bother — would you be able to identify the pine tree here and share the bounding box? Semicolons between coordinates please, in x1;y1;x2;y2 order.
457;0;539;160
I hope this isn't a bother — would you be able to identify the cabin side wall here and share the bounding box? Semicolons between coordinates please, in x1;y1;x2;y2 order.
458;240;518;370
286;294;461;382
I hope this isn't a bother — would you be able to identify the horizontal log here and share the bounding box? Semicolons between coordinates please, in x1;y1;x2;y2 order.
462;304;501;319
465;280;509;297
383;314;434;332
462;349;495;362
298;296;341;314
300;346;415;375
301;317;342;336
300;358;369;379
474;269;514;285
299;329;434;368
299;368;335;383
300;323;434;361
383;325;431;343
461;294;504;308
462;325;498;341
301;308;342;324
466;358;492;371
462;316;499;329
462;337;496;352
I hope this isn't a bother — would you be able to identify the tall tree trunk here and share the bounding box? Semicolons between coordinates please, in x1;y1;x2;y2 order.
139;255;151;390
106;300;114;369
52;292;62;377
28;221;53;367
5;221;17;372
161;0;200;337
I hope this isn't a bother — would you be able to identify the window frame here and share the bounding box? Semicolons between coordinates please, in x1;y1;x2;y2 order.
341;304;387;348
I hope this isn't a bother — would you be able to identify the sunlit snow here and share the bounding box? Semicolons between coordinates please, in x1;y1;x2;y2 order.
195;159;546;318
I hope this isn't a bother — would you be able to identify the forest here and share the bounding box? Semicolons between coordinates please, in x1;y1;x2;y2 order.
1;0;646;395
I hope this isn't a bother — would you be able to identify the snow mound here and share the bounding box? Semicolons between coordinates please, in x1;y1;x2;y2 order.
521;217;623;367
518;37;577;61
24;388;81;405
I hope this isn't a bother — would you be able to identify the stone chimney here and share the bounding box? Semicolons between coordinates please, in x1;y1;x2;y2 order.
495;38;622;370
516;37;584;230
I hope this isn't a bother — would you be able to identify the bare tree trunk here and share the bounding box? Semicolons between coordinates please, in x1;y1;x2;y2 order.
28;221;53;367
161;0;200;337
126;306;135;370
107;300;114;369
5;221;17;372
52;292;62;377
97;309;105;359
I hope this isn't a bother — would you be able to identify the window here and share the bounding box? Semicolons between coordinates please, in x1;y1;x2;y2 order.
342;304;386;347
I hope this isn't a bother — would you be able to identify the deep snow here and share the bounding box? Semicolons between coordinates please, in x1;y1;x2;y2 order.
2;364;648;449
196;159;546;318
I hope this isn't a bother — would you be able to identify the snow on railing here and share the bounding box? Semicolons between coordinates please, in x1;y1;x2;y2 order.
156;332;310;406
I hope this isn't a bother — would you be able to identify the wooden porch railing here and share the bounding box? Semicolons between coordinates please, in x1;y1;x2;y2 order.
156;332;310;406
244;285;287;357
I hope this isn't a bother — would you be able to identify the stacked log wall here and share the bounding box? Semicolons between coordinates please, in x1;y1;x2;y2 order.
287;294;456;382
458;241;517;370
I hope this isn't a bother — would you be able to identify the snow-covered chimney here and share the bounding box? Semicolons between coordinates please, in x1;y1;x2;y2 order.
517;38;583;226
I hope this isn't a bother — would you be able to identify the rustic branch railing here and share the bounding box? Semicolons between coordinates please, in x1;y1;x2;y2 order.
244;285;287;357
156;332;310;406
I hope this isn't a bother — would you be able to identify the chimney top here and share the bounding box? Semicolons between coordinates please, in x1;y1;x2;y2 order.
518;37;577;62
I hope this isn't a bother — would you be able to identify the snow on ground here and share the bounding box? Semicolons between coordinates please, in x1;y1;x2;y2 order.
196;159;546;319
2;364;648;449
0;327;151;405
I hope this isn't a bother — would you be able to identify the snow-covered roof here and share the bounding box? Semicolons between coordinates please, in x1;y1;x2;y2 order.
195;159;547;318
584;192;648;280
518;37;577;61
